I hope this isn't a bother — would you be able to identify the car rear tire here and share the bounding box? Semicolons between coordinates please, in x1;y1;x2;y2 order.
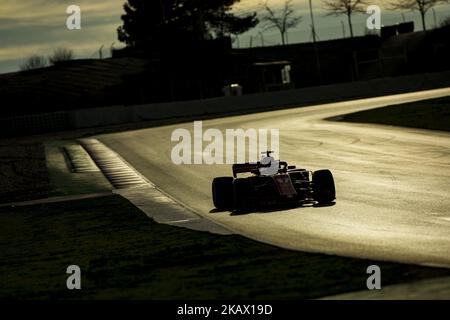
233;178;254;211
212;177;234;210
313;170;336;204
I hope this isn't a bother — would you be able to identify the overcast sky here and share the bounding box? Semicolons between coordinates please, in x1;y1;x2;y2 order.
0;0;449;74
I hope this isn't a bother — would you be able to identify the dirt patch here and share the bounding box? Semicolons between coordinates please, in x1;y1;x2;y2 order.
0;142;49;203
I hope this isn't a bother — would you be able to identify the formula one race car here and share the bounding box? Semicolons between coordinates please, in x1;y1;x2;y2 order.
212;152;335;211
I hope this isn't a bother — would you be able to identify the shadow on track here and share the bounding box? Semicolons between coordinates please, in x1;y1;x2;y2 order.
209;201;336;216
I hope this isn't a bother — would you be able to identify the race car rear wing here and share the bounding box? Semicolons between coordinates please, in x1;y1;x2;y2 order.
232;161;288;178
232;162;260;178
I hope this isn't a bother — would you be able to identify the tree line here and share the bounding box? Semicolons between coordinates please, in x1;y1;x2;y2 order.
19;0;450;71
20;48;74;71
118;0;450;48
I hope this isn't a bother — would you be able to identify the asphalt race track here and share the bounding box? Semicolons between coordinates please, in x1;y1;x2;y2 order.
98;88;450;267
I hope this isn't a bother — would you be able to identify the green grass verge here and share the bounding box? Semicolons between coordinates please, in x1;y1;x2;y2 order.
1;195;449;300
341;96;450;131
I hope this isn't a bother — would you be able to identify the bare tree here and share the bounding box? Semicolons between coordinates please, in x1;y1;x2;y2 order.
48;47;74;66
20;55;48;71
261;0;302;45
322;0;368;38
390;0;449;31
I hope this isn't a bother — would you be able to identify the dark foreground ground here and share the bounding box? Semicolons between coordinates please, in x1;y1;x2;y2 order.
341;96;450;131
1;195;449;300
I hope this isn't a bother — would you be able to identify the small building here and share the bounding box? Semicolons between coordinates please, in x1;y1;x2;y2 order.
250;61;293;92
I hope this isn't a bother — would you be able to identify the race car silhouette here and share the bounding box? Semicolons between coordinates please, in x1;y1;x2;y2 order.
212;151;335;211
